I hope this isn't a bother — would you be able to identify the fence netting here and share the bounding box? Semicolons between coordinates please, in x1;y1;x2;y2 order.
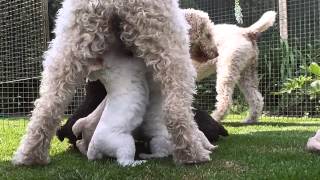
182;0;320;120
0;0;319;123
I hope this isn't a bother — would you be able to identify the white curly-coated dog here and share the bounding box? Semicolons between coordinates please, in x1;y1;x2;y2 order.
71;8;220;164
191;10;277;123
13;0;215;165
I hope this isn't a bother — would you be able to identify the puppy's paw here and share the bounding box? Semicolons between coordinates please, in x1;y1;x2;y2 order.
118;159;147;167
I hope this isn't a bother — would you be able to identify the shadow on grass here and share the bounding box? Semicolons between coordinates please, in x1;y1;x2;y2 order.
223;121;320;127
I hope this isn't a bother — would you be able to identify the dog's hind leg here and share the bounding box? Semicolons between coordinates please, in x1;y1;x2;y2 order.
13;1;112;165
12;48;85;165
238;65;264;124
139;80;173;159
211;54;242;122
117;0;213;164
115;134;146;167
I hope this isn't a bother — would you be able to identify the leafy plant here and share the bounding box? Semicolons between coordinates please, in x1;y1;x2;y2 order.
275;62;320;99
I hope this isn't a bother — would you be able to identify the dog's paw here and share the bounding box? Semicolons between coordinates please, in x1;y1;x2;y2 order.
118;159;147;167
139;152;170;159
173;132;214;164
12;150;50;166
174;147;211;164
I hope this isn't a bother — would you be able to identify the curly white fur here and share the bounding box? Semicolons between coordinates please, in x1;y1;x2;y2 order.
73;71;174;163
306;130;320;152
187;10;276;123
13;0;213;166
87;49;149;166
71;8;220;162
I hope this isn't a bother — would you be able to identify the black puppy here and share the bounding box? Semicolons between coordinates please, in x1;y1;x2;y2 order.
193;109;228;142
56;81;106;147
56;80;228;149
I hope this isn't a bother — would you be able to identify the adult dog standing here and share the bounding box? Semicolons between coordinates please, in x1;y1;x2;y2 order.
12;0;214;165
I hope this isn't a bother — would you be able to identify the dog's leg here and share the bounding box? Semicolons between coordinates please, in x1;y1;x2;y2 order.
211;55;242;122
139;79;173;159
12;52;85;165
238;66;264;124
115;134;146;167
12;1;110;165
118;1;213;164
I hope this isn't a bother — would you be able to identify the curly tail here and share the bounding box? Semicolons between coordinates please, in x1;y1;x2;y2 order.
246;11;277;34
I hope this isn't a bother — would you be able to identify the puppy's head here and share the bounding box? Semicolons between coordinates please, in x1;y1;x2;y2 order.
184;9;218;63
56;125;79;146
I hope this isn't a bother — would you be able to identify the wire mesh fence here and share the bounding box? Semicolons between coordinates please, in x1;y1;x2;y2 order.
0;0;48;117
0;0;86;118
183;0;320;120
0;0;319;123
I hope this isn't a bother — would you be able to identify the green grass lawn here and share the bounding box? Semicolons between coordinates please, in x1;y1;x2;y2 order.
1;115;320;180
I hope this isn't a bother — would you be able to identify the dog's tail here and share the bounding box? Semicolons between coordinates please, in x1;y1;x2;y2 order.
72;119;86;137
246;11;276;34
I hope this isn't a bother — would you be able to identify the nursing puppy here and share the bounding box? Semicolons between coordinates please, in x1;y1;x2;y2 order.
83;47;150;167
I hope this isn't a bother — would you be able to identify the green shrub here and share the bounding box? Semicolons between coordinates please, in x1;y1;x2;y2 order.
275;62;320;99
